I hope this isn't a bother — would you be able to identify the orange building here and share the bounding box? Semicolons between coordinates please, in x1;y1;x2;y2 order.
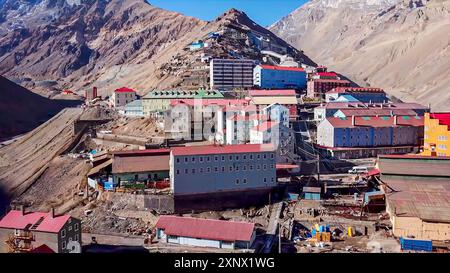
422;113;450;156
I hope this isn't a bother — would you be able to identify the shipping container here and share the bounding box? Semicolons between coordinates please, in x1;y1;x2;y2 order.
400;237;432;252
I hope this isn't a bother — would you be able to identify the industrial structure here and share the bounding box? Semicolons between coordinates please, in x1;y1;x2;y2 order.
209;59;254;90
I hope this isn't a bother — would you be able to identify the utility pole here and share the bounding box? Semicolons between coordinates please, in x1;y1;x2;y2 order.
317;154;320;183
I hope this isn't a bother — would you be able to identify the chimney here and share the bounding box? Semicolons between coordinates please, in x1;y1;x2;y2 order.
50;207;55;219
351;115;355;126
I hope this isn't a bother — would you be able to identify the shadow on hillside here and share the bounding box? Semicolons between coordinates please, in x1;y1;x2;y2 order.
0;185;10;218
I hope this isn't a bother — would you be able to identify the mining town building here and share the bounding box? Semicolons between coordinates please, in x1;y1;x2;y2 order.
0;209;81;253
378;154;450;241
110;87;137;108
142;89;224;115
155;215;255;249
111;149;170;189
170;144;276;196
209;59;254;90
249;90;298;120
254;65;306;90
325;87;389;103
422;112;450;156
307;79;351;99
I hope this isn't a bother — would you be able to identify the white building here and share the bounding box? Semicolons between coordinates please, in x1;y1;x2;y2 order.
225;113;267;145
261;103;290;127
209;59;254;90
170;144;277;196
156;215;255;249
110;87;137;108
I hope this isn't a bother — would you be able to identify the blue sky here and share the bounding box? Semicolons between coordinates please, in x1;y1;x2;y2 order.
148;0;308;27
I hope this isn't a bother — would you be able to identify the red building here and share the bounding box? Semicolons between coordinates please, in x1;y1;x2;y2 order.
307;79;351;99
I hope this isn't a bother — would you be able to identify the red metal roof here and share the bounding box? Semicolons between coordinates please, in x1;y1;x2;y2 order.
327;87;385;94
0;210;70;233
317;72;338;77
430;113;450;129
156;216;254;242
115;87;136;93
379;154;450;160
249;90;296;96
338;108;418;117
259;65;305;72
311;79;351;83
171;144;274;156
30;244;55;253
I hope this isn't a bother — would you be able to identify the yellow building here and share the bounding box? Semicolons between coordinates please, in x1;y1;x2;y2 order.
422;112;450;156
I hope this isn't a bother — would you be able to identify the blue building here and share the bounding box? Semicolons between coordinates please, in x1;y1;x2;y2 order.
124;99;144;117
254;65;307;90
303;186;321;200
326;87;389;103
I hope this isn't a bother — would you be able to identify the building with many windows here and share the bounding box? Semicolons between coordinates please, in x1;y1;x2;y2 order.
110;87;137;108
254;65;306;90
0;208;81;253
325;87;389;103
422;112;450;156
209;59;254;90
307;79;351;99
169;144;276;196
155;216;255;250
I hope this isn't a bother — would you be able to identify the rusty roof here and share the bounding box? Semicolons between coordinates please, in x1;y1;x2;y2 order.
112;155;169;174
379;155;450;177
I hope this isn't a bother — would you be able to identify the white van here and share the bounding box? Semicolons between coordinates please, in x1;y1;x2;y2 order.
348;166;370;174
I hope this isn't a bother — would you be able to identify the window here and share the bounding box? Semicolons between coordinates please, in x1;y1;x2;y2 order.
271;154;274;159
200;157;203;162
192;157;195;162
236;166;239;171
184;169;188;174
263;154;267;159
250;165;253;170
257;165;261;170
271;177;275;182
257;154;261;159
61;229;66;238
206;157;210;162
236;179;240;185
263;164;267;170
229;155;233;160
221;156;225;161
250;155;253;160
184;157;188;163
176;170;180;174
74;223;79;231
264;178;267;183
243;155;247;160
200;168;203;173
243;165;247;171
75;234;79;241
243;179;247;184
229;166;233;171
215;156;219;161
62;241;66;249
68;226;72;231
176;158;180;163
215;167;218;172
222;166;225;172
236;156;239;160
207;167;211;173
192;169;196;174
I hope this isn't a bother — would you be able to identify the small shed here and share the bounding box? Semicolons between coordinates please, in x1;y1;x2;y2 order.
303;186;321;200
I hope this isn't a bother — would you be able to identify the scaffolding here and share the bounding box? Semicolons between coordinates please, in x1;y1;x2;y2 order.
5;229;36;253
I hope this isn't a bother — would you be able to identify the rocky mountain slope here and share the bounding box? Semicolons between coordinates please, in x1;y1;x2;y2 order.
0;75;80;140
0;0;314;97
271;0;450;110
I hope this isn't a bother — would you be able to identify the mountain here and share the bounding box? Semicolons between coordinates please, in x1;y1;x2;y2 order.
0;75;80;140
271;0;450;110
0;0;315;97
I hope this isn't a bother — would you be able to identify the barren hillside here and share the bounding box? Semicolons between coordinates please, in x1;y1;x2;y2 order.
0;75;81;140
271;0;450;110
0;0;315;97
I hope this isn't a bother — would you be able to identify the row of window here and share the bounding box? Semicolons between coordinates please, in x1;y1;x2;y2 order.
61;234;80;250
176;164;275;174
234;177;274;185
176;153;274;164
61;223;79;238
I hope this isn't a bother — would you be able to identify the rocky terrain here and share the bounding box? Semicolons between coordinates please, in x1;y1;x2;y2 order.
0;0;314;97
271;0;450;110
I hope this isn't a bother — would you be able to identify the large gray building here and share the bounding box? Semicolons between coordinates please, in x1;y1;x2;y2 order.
209;59;254;90
170;144;276;196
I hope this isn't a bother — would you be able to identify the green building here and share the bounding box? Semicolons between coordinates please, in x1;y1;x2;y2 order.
142;89;224;115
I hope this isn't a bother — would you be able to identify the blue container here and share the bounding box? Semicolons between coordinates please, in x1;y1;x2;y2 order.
319;226;324;232
311;230;316;236
400;237;432;252
326;225;330;232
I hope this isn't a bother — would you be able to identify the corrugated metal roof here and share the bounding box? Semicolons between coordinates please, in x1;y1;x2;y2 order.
259;65;305;72
327;87;385;94
156;216;254;242
0;210;70;233
379;156;450;177
112;155;169;174
115;87;136;93
251;96;298;105
325;115;424;128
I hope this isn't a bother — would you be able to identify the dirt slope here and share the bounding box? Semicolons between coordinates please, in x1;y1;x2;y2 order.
271;0;450;110
0;75;81;140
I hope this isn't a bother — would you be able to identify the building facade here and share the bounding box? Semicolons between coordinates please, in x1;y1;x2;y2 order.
155;216;255;249
254;65;306;90
210;59;254;90
0;209;81;253
249;90;298;120
170;144;277;196
422;113;450;156
124;100;144;117
110;87;137;108
317;116;424;148
325;87;388;103
307;79;351;99
142;89;224;115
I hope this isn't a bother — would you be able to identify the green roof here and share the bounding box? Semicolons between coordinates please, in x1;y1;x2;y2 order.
143;89;224;99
